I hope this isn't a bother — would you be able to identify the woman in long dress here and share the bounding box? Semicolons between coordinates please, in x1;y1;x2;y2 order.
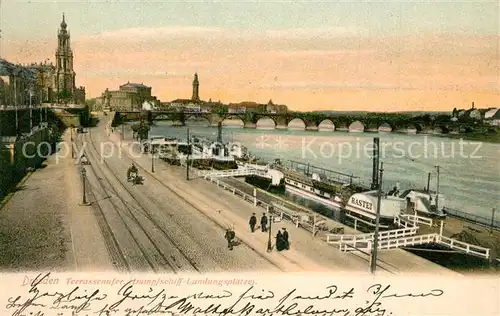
276;230;284;251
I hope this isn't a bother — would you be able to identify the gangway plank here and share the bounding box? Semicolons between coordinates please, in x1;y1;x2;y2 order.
340;233;490;260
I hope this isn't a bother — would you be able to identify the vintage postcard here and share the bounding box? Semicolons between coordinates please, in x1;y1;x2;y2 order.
0;1;499;315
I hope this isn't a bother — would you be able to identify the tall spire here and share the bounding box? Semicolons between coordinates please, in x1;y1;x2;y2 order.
192;72;200;101
61;13;67;29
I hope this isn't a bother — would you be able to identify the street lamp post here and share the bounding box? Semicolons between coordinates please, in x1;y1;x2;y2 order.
151;148;155;173
39;89;43;126
186;128;190;181
491;208;496;235
80;168;90;206
29;89;33;131
370;162;384;274
267;212;273;252
70;127;74;158
435;165;440;212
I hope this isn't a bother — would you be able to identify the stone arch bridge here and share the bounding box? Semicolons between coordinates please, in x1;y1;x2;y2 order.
114;110;480;134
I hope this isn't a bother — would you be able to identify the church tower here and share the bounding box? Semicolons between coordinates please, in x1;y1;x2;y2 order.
55;13;76;97
191;73;199;101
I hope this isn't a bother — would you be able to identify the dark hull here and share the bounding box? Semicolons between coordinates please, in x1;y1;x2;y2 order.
245;175;285;194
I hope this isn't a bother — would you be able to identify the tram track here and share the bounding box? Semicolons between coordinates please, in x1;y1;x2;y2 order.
83;132;202;273
82;139;176;272
98;129;290;272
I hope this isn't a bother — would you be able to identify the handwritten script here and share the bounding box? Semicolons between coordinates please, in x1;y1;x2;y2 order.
4;273;444;316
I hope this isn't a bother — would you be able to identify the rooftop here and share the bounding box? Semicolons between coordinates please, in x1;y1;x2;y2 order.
120;82;151;89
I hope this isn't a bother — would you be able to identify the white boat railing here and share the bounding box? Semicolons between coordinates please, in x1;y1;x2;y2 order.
201;168;269;178
396;214;434;227
436;235;490;259
340;233;490;260
326;226;419;245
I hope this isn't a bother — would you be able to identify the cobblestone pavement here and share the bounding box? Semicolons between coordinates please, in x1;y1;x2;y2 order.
0;129;113;271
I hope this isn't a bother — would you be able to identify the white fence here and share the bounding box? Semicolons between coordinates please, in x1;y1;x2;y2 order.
197;166;490;260
396;214;434;227
340;233;490;260
326;226;419;245
201;168;269;178
437;235;490;259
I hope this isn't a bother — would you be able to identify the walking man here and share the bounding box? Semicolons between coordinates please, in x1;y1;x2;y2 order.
282;227;289;250
249;213;257;233
225;228;235;250
260;213;268;232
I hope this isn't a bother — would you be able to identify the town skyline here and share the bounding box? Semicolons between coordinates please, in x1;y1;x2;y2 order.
2;1;498;111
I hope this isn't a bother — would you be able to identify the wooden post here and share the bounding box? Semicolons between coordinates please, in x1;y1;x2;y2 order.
253;188;257;206
312;214;317;237
490;208;496;235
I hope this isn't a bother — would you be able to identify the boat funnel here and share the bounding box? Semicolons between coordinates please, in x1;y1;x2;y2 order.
217;121;222;144
371;137;380;190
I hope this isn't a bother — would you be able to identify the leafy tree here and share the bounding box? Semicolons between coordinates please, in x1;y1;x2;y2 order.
215;105;228;116
57;89;72;104
131;121;150;141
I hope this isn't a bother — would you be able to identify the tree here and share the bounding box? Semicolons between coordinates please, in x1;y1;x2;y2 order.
216;105;228;116
452;107;458;117
57;89;72;104
131;121;150;141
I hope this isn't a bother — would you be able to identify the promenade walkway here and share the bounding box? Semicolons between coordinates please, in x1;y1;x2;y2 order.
108;124;460;276
0;130;113;271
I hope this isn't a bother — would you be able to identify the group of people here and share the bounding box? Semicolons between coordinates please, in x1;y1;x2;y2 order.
248;213;290;252
249;213;269;233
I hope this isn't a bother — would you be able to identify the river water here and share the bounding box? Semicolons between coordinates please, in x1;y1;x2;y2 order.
149;120;500;219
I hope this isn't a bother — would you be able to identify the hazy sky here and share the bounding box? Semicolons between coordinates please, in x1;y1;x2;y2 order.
2;0;499;111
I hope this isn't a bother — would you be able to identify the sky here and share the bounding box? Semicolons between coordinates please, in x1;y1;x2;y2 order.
1;0;499;112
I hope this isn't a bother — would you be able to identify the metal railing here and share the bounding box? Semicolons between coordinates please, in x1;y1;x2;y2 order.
443;207;500;231
395;214;433;228
436;235;490;259
342;233;490;260
326;226;419;245
201;168;269;178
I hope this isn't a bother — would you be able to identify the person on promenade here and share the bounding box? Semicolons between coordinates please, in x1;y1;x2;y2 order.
260;213;268;232
225;228;235;250
282;228;290;250
249;213;257;233
127;163;138;180
276;229;284;251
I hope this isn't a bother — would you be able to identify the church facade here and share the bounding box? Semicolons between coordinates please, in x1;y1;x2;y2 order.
28;14;85;104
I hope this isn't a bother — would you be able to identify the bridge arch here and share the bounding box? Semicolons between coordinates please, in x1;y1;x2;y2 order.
378;122;393;132
459;125;473;133
407;123;422;134
221;115;245;127
185;114;211;126
318;119;335;131
433;125;449;134
287;118;306;130
349;120;365;132
155;114;174;120
255;116;277;129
